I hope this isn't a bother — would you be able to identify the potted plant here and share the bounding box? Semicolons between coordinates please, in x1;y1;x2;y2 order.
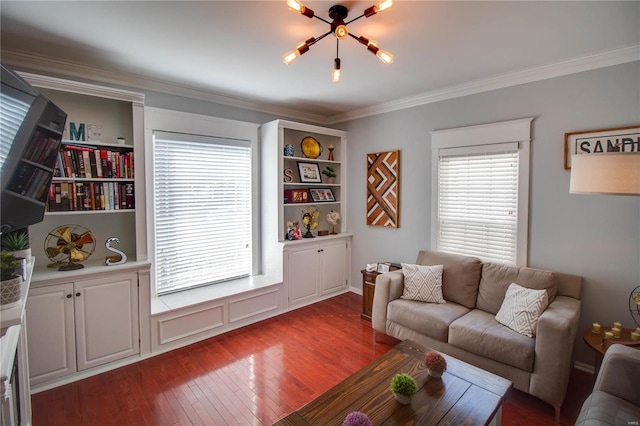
1;252;22;308
424;352;447;378
343;411;372;426
1;229;31;262
389;373;417;404
322;166;337;184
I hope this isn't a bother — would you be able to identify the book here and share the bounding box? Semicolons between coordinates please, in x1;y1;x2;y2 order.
124;183;134;209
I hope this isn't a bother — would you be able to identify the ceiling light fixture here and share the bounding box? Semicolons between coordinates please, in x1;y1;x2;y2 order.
283;0;394;83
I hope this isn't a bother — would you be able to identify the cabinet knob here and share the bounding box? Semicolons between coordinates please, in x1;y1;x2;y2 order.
75;292;81;297
66;294;72;299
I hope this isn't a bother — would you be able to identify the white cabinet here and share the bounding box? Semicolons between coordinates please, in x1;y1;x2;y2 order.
74;273;139;370
285;236;351;307
25;283;75;384
319;238;348;295
26;272;139;387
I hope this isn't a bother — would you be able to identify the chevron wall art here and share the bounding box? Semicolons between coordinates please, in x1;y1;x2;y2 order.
366;150;400;228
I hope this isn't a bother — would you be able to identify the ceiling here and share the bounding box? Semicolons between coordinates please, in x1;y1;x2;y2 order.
1;1;639;124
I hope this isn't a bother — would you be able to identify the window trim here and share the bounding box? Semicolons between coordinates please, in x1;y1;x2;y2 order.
430;118;532;266
144;107;260;297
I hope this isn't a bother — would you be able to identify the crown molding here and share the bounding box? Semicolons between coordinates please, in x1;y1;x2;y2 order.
4;45;638;126
1;49;329;125
327;44;640;124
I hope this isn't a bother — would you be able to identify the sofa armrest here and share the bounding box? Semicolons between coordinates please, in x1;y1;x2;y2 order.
371;270;404;333
530;295;581;407
594;344;640;407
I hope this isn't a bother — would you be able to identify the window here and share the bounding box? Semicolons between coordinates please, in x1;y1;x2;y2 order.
145;107;259;295
431;118;532;266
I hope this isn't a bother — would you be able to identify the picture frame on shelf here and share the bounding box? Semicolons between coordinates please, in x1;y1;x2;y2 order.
563;126;639;170
284;188;309;204
297;161;322;183
309;187;335;202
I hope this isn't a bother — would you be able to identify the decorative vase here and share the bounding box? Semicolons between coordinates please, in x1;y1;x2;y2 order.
1;276;22;309
284;144;295;157
394;393;412;405
9;248;31;263
428;369;443;378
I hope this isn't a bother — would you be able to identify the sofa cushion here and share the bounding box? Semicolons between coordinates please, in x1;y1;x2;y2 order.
495;283;549;337
476;262;557;315
449;309;535;372
400;263;446;304
415;250;482;309
388;299;470;342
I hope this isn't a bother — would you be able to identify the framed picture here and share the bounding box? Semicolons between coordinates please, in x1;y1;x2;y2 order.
367;150;400;228
309;187;335;202
284;189;309;204
297;161;322;183
377;262;391;273
564;126;639;169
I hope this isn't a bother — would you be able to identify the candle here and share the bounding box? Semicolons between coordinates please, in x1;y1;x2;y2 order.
611;327;621;338
632;332;640;341
592;322;601;334
604;331;614;340
613;321;622;329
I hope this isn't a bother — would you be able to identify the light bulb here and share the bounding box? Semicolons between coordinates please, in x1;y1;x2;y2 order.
283;40;311;65
334;24;348;40
332;69;341;83
332;58;341;83
375;0;393;13
365;0;392;17
287;0;304;13
376;49;394;64
283;50;300;65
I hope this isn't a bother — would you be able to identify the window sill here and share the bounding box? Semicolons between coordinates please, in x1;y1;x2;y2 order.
150;274;282;316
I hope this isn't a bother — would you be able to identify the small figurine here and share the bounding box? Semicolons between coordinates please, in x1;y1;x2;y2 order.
292;221;302;240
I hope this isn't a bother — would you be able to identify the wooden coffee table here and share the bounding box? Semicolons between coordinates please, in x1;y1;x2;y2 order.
273;340;512;426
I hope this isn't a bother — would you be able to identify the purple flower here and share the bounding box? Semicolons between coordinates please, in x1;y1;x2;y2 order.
343;411;372;426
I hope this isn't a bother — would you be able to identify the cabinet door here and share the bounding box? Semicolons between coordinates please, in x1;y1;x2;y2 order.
74;273;139;371
320;240;347;295
287;245;319;305
26;283;76;385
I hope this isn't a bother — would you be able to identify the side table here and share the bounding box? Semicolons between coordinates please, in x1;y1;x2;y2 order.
360;270;379;321
583;326;640;374
360;266;400;321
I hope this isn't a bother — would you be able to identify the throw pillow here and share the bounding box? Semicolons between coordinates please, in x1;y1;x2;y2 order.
401;263;446;304
495;282;549;337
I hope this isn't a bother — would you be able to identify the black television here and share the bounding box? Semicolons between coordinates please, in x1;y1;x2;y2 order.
1;62;67;233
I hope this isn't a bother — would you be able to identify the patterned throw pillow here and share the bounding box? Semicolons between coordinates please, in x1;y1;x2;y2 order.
495;282;549;337
401;263;446;304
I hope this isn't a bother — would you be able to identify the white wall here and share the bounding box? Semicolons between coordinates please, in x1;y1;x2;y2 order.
340;61;640;365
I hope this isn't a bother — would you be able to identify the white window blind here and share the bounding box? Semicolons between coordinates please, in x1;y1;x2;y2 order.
153;131;252;295
0;92;30;169
437;145;519;265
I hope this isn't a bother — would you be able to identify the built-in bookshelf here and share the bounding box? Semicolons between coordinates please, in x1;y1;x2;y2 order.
48;141;134;212
21;72;147;267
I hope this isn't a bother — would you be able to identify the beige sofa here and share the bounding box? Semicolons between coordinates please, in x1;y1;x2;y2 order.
372;250;582;422
576;344;640;425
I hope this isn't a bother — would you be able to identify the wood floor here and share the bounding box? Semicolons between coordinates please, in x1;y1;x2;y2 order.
31;292;594;425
